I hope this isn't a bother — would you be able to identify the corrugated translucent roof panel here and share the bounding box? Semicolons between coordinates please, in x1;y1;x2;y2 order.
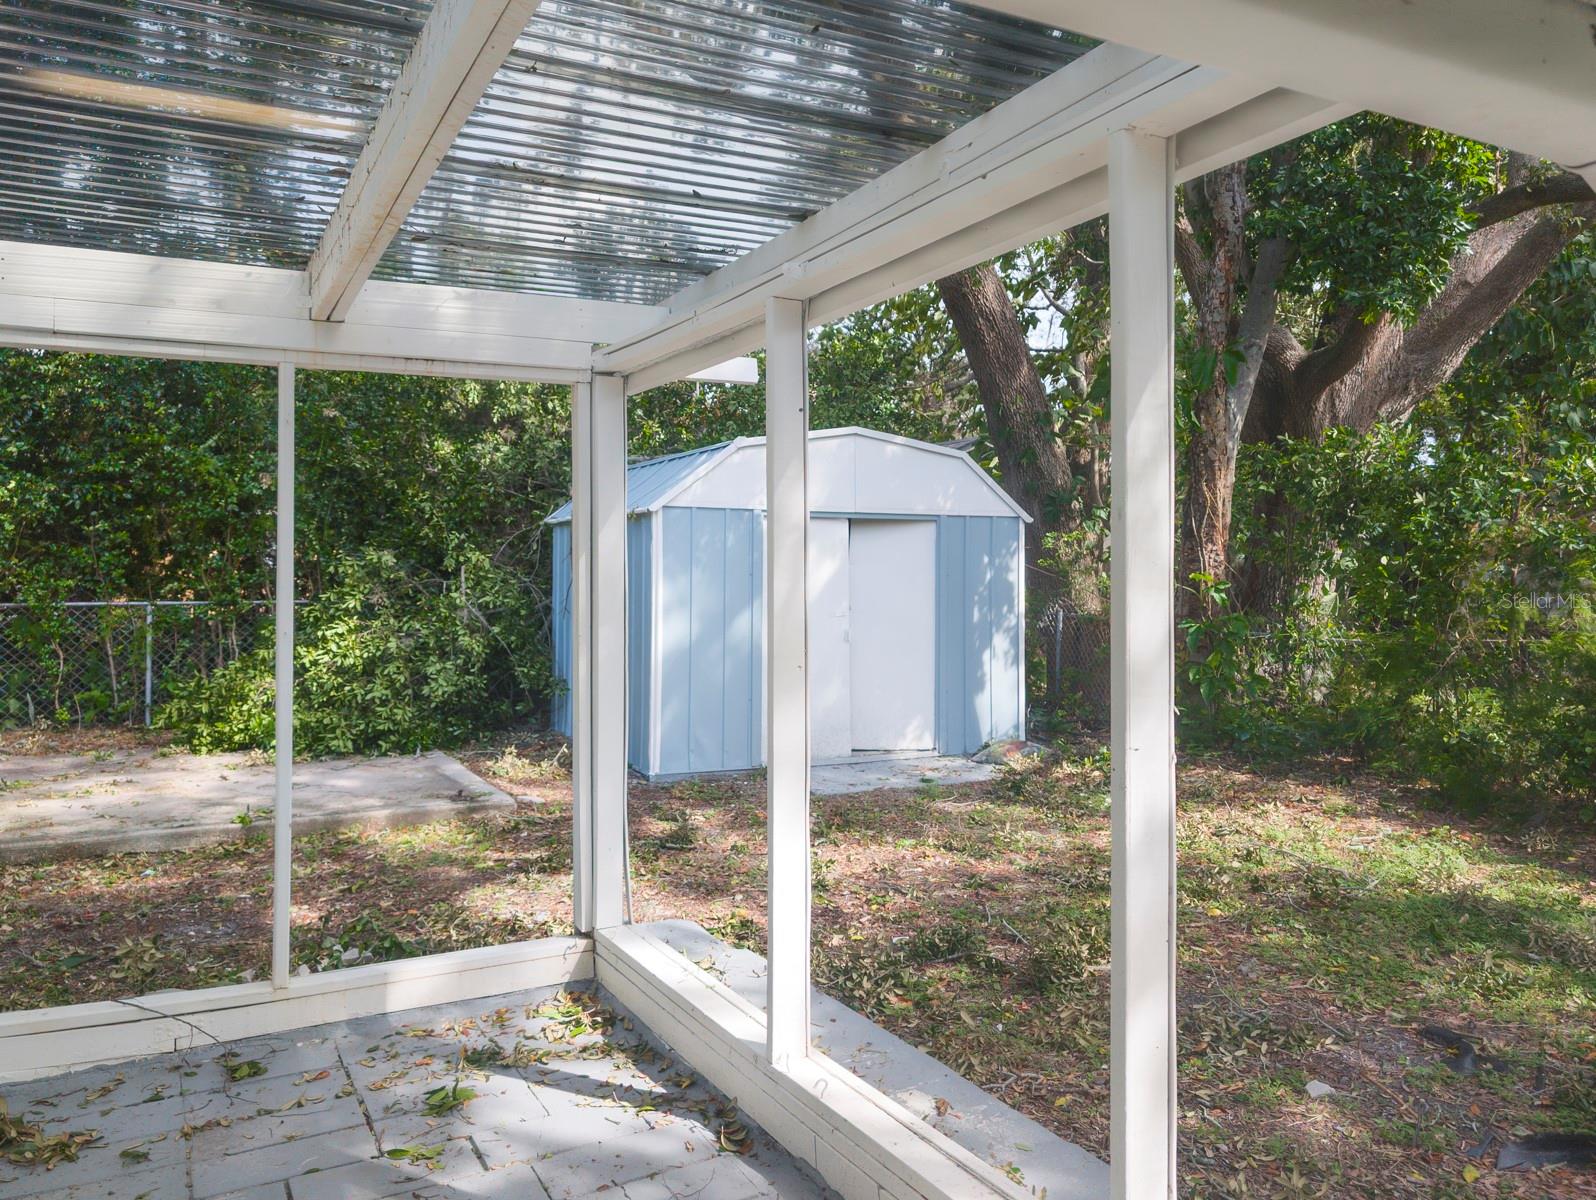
545;440;732;522
376;0;1094;302
0;0;430;267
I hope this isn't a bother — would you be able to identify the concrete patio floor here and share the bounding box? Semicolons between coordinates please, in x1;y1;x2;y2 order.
0;749;512;862
0;981;835;1200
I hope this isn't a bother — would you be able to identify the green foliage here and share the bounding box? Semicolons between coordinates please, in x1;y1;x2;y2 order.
1209;332;1596;805
1179;574;1260;714
0;353;275;607
161;548;546;756
1165;216;1596;810
2;353;573;749
1252;114;1499;323
628;292;973;460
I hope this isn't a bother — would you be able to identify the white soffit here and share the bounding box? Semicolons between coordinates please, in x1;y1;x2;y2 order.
986;0;1596;176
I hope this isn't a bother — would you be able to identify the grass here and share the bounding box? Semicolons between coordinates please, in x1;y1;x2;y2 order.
2;732;1593;1197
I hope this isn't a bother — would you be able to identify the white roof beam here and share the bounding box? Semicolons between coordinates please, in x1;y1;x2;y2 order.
307;0;543;323
599;44;1346;385
0;242;660;381
981;0;1596;179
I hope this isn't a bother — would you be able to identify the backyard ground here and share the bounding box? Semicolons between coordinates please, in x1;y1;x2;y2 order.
1;729;1592;1199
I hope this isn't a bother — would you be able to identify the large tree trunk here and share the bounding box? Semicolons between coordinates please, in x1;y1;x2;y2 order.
1174;164;1285;618
934;264;1075;594
936;262;1111;719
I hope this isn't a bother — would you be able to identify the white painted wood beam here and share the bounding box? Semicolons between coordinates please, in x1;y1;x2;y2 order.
596;47;1340;385
590;373;630;931
569;379;595;934
1;937;592;1083
688;356;759;385
0;242;653;379
1107;126;1178;1200
985;0;1596;176
763;296;812;1068
307;0;544;321
272;362;296;991
568;374;630;933
597;926;1034;1200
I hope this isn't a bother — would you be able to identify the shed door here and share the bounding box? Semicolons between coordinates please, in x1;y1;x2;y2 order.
808;518;853;759
849;520;936;751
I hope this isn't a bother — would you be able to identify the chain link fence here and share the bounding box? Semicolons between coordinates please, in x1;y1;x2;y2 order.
1039;599;1110;728
0;601;287;728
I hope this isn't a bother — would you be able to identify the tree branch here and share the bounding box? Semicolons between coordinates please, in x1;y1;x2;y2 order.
1174;216;1209;304
1467;171;1595;228
1227;236;1292;444
1292;306;1390;408
1354;205;1594;427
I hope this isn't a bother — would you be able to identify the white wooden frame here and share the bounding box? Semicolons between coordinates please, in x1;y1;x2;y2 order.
590;374;631;931
272;363;295;989
982;0;1596;187
569;374;630;934
0;938;592;1084
1107;126;1179;1200
763;296;812;1068
598;926;1032;1200
569;380;596;932
0;241;661;382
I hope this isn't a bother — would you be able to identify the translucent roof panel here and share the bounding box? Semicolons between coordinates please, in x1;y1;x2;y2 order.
376;0;1094;303
0;0;430;268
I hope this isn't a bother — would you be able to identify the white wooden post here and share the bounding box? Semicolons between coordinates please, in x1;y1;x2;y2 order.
570;380;594;934
1108;126;1177;1199
764;296;811;1068
590;373;629;931
570;374;629;934
272;362;295;989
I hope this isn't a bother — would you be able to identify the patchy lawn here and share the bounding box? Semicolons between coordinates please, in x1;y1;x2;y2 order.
2;732;1592;1198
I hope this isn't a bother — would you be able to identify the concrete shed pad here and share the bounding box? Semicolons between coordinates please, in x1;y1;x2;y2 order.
0;748;512;862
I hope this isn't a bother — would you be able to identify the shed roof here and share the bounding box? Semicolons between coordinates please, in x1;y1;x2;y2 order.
544;426;1029;523
544;440;729;523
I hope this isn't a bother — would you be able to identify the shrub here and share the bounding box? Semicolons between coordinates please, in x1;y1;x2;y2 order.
160;549;549;756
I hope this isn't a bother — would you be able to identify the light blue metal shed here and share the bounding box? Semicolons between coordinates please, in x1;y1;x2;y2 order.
547;428;1028;779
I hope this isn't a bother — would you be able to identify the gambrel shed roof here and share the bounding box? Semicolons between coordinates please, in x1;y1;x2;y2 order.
544;426;1030;523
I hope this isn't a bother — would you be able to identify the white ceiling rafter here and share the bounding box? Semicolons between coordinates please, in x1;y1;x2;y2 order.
306;0;545;323
0;241;661;382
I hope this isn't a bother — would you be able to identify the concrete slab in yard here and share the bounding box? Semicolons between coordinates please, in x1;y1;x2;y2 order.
0;748;512;862
809;751;995;796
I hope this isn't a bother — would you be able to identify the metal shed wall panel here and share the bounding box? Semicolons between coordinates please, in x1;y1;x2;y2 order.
551;517;653;777
550;522;572;734
936;516;1026;753
656;507;764;777
628;516;653;773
